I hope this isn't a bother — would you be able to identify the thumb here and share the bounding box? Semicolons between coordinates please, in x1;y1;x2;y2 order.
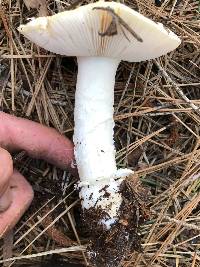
0;187;12;212
0;148;13;211
0;170;34;237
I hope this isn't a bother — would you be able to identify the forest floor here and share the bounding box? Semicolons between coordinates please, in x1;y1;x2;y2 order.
0;0;200;266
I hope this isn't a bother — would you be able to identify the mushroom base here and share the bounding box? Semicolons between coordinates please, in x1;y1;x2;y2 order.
82;175;150;267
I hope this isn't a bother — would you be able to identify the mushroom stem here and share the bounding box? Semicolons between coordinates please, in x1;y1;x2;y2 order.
74;57;133;228
74;57;119;182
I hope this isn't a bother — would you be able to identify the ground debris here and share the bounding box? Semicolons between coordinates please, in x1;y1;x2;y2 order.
23;0;48;16
83;176;150;267
0;0;199;266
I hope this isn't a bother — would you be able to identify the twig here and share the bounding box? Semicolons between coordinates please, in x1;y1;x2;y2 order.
3;230;13;267
93;6;143;42
154;60;200;116
0;246;86;263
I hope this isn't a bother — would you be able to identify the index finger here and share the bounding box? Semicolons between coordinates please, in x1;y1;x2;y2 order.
0;112;75;172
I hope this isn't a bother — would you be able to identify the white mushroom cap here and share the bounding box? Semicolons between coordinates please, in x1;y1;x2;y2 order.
18;1;181;62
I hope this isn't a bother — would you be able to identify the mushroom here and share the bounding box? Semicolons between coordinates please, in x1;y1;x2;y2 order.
18;1;181;266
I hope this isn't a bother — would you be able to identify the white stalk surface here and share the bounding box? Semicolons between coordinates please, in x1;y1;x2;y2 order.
74;57;133;227
74;57;119;182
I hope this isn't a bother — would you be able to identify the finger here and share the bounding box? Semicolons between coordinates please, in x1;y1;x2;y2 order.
0;148;13;195
0;112;75;171
0;170;34;238
0;187;12;212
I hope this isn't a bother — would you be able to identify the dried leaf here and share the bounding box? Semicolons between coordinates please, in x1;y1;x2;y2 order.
23;0;48;17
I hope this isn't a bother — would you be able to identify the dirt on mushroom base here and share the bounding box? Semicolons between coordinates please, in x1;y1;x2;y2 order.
82;175;150;267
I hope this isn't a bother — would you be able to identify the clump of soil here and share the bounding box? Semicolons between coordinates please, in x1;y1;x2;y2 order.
82;175;150;267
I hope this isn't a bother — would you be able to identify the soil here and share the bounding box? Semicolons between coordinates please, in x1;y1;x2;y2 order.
40;262;85;267
82;175;150;267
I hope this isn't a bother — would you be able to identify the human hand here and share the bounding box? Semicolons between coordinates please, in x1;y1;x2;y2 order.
0;112;75;237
